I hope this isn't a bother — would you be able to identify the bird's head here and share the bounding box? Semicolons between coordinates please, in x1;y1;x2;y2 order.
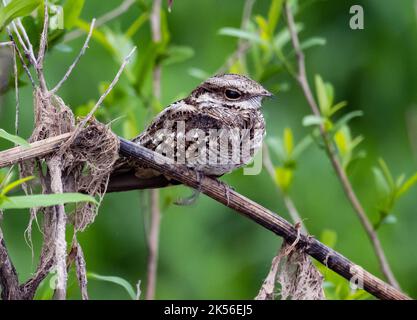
189;73;272;110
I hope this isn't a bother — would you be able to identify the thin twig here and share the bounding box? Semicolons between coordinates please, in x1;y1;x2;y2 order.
145;0;162;301
47;157;67;300
59;47;136;153
284;1;400;289
1;0;37;67
16;20;36;61
0;41;12;47
63;0;136;43
262;144;307;233
50;19;96;94
8;34;36;87
9;20;37;67
12;41;19;136
36;0;49;92
218;0;255;74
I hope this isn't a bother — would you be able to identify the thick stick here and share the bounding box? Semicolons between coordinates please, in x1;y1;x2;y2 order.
0;135;411;300
0;133;71;169
118;138;410;300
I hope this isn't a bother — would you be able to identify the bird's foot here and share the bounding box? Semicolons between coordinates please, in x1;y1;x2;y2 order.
174;170;204;206
216;179;233;206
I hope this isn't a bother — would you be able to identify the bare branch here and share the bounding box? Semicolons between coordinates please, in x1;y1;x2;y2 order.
12;41;19;136
8;34;36;87
0;41;13;47
218;0;255;74
146;189;160;300
262;144;307;233
36;0;49;92
145;0;162;301
37;0;49;66
118;138;410;300
0;133;71;169
50;19;96;95
59;47;136;153
47;157;67;300
284;1;400;289
16;21;36;61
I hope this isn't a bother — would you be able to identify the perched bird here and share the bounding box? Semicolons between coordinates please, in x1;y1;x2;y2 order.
108;74;272;193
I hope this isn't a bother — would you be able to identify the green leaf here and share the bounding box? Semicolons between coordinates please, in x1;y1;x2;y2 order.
218;27;266;45
274;167;293;192
381;214;397;225
0;128;30;147
334;128;349;158
283;128;293;157
292;135;313;159
320;229;337;248
63;0;85;29
88;273;136;300
267;0;284;37
302;115;325;127
0;193;97;210
0;0;40;31
300;37;326;51
396;172;417;198
378;158;395;191
125;12;149;38
161;45;194;66
331;110;364;134
273;23;302;50
255;15;269;42
1;176;34;196
315;75;331;116
329;101;347;116
373;167;390;197
188;67;210;80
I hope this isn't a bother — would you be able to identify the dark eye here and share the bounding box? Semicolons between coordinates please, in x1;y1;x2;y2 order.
225;89;241;100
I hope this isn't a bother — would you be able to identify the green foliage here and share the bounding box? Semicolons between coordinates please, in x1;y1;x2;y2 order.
302;75;364;170
268;127;312;193
0;128;30;147
0;169;97;210
218;0;324;82
88;273;138;300
63;0;85;29
373;159;417;229
0;0;40;31
0;192;97;210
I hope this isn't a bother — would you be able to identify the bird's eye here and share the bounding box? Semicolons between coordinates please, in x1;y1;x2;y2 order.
224;89;241;100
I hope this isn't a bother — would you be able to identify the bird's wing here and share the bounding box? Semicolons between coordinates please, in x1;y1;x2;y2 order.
132;100;243;150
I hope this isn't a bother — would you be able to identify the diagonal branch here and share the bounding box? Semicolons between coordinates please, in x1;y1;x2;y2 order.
284;1;400;289
118;138;410;300
50;19;96;94
0;134;411;300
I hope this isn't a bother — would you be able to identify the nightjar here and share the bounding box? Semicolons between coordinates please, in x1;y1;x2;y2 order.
109;74;271;192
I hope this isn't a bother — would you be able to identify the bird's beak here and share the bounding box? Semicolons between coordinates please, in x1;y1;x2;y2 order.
261;89;274;98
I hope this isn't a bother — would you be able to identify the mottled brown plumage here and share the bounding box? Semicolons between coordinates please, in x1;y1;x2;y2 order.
113;74;271;184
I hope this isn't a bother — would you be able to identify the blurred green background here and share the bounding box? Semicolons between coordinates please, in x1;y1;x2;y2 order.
1;0;417;299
